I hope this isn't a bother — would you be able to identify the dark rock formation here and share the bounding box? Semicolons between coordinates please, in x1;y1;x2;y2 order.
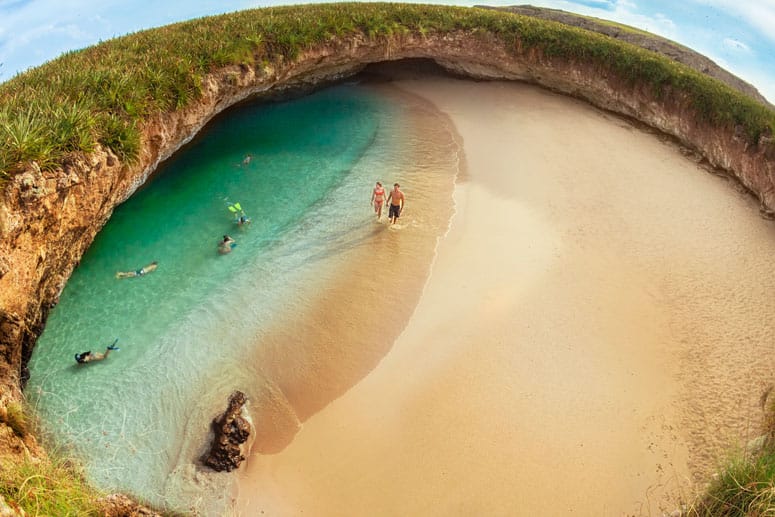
0;494;23;516
202;391;251;472
97;494;161;517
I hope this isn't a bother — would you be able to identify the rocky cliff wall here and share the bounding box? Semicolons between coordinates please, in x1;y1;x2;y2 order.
1;29;773;416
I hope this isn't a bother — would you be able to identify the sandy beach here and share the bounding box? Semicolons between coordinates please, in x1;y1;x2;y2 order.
236;73;775;516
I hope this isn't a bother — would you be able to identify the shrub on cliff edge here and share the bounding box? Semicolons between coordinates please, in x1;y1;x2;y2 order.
687;387;775;516
689;448;775;516
0;453;103;516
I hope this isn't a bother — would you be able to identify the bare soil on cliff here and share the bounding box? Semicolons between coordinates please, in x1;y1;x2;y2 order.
236;72;775;516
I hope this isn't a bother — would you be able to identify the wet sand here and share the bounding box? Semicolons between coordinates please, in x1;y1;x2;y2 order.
234;84;460;457
236;76;775;516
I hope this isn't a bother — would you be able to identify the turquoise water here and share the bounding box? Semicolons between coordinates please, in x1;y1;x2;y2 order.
26;83;413;511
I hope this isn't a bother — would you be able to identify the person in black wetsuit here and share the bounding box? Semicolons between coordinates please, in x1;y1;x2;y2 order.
75;339;120;364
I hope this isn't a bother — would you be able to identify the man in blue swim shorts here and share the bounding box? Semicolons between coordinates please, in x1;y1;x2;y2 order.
115;261;158;279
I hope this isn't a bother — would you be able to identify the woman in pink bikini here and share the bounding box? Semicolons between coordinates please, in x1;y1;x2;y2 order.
371;181;386;220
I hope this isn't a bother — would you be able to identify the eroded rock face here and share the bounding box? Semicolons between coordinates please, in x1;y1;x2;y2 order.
0;494;24;517
0;25;773;440
202;391;251;472
97;494;161;517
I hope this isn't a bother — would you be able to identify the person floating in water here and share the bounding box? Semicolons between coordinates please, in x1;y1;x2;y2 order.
228;202;251;226
242;154;252;166
75;339;120;364
218;235;236;254
371;181;386;220
116;261;158;279
386;183;405;225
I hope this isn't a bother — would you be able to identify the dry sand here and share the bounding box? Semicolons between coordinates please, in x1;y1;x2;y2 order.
236;76;775;516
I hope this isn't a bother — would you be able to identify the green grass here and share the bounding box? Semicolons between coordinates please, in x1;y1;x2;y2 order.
0;401;174;516
689;448;775;516
686;389;775;516
0;452;104;516
0;2;773;185
1;399;103;515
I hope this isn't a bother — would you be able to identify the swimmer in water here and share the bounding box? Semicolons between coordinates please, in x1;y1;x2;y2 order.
75;339;120;364
116;261;158;279
218;235;236;254
228;202;251;226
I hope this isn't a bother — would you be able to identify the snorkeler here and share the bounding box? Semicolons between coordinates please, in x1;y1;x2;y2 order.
228;202;251;226
75;339;120;364
218;235;236;254
116;261;158;279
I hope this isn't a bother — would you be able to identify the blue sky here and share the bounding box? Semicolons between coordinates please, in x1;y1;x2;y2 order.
0;0;773;103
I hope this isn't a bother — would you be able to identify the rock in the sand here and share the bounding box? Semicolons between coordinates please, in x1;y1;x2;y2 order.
1;493;25;517
97;493;160;516
201;391;251;472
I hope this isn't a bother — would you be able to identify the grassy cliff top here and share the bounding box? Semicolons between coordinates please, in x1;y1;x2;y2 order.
481;4;772;106
1;2;774;184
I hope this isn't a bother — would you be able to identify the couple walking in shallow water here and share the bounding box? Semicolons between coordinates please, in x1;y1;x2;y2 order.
372;181;405;224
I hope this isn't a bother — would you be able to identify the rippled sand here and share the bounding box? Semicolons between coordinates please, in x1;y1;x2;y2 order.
236;72;775;516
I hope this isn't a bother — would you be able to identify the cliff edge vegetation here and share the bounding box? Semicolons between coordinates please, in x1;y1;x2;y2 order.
481;4;773;107
1;2;774;185
1;3;775;515
687;390;775;516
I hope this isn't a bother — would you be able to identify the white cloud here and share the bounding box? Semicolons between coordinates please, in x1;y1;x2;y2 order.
690;0;775;45
528;0;679;39
1;21;93;69
0;0;144;76
713;53;775;104
722;37;750;52
578;0;616;8
519;0;773;104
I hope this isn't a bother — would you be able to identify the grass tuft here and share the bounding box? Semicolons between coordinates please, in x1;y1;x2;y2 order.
688;449;775;516
686;386;775;516
0;453;104;516
98;113;140;163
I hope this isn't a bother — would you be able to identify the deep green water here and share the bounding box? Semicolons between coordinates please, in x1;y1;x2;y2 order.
26;83;414;511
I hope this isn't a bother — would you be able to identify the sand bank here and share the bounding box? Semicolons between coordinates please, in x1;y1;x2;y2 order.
234;84;459;456
236;76;775;516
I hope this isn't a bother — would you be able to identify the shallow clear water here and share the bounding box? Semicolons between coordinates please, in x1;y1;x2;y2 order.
26;83;414;510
